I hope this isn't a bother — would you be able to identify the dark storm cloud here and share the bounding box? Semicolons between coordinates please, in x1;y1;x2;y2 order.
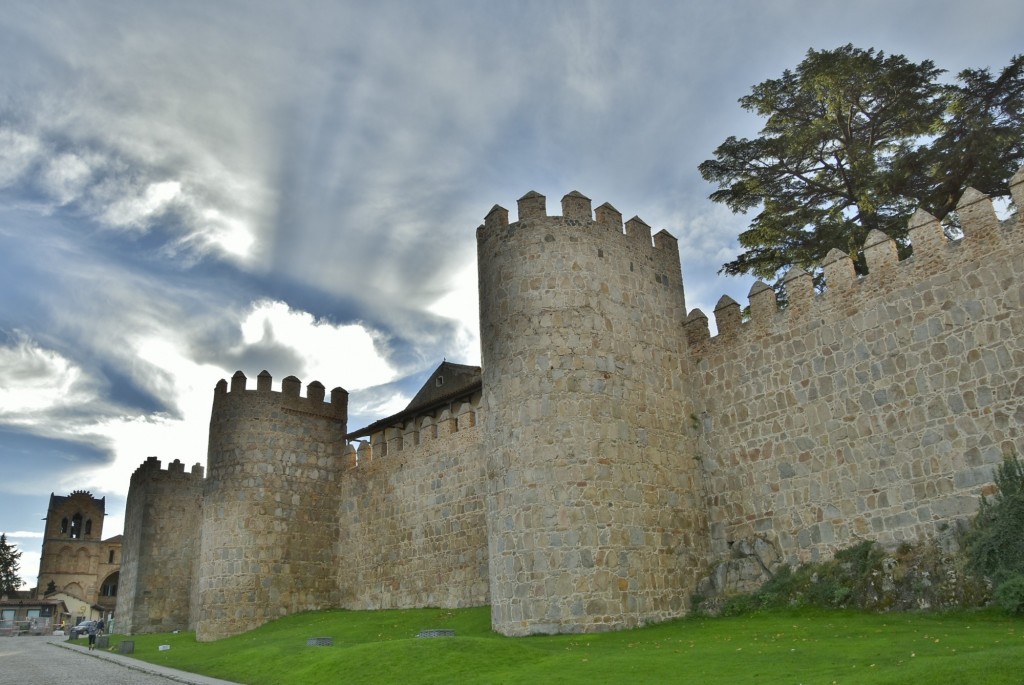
0;428;112;491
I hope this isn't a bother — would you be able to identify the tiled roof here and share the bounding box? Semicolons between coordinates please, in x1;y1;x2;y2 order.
346;361;481;439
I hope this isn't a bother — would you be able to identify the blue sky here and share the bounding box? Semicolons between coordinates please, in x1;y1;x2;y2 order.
1;1;1021;590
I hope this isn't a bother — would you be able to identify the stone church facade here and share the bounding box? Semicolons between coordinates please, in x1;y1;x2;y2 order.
35;490;121;622
119;171;1024;641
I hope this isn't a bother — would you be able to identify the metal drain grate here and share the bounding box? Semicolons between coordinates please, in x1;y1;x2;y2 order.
416;629;456;638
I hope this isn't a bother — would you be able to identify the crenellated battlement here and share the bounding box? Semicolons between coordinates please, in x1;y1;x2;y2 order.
212;369;348;420
130;455;205;481
479;190;680;254
685;176;1024;352
343;391;483;469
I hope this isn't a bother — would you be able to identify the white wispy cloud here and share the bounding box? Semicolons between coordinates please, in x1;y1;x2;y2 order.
0;333;107;424
102;180;182;229
234;300;398;391
0;129;43;187
2;531;44;539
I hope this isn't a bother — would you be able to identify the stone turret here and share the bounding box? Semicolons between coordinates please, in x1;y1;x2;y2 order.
194;371;348;641
477;191;709;635
118;457;204;634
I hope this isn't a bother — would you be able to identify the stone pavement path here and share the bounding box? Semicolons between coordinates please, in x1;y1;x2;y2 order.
0;635;244;685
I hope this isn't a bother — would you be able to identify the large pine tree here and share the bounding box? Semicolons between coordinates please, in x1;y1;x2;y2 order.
699;45;1024;284
0;533;24;595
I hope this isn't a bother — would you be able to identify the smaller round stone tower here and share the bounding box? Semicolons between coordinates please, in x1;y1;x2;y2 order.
478;191;709;635
194;370;348;641
118;457;205;634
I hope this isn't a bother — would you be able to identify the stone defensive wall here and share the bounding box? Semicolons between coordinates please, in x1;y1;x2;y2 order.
336;392;489;610
195;371;348;641
684;173;1024;578
478;191;709;635
118;457;205;634
117;171;1022;642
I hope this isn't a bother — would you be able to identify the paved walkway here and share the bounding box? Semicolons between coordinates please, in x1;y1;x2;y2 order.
0;634;244;685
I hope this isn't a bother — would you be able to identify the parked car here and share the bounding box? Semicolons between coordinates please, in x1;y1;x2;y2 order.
69;620;98;638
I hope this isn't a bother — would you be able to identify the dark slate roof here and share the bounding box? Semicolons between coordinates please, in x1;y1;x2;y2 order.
346;361;481;440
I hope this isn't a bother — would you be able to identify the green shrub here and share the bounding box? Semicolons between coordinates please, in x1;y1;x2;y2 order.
719;593;760;617
993;574;1024;615
688;592;711;617
965;456;1024;586
834;539;881;576
750;564;797;608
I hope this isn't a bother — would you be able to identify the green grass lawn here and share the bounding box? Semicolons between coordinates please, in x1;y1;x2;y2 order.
106;607;1023;684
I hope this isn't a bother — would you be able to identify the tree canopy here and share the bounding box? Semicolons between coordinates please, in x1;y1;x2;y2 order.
0;533;23;595
699;45;1024;284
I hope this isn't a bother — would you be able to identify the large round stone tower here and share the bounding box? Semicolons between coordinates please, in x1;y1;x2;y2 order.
194;370;347;641
477;191;709;635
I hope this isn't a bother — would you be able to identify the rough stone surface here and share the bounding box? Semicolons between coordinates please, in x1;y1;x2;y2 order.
690;192;1022;573
118;458;203;634
336;396;489;611
193;376;347;641
478;193;707;635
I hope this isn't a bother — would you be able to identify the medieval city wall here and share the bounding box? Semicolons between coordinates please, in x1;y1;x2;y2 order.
336;393;490;610
118;457;204;634
478;191;709;635
117;169;1023;642
685;178;1024;572
194;372;348;641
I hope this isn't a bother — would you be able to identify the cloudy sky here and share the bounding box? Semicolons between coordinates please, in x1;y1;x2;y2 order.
1;1;1021;590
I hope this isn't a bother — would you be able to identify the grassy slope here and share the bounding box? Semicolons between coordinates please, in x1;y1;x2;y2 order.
109;607;1023;685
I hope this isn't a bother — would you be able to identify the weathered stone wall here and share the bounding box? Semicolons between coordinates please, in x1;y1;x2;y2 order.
194;371;348;641
119;170;1023;641
685;181;1024;573
118;457;204;633
336;395;489;610
478;191;709;635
